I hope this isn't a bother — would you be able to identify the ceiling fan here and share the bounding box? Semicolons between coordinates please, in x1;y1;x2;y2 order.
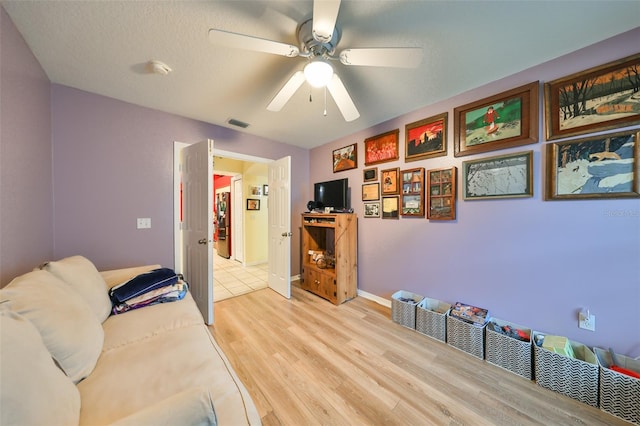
208;0;423;122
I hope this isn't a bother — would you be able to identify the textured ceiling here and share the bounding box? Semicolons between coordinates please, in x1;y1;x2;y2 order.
3;0;639;149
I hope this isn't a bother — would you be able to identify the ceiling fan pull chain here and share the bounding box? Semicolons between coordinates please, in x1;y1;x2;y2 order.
323;86;328;116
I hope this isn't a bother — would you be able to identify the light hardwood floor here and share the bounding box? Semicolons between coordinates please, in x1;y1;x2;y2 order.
209;284;628;425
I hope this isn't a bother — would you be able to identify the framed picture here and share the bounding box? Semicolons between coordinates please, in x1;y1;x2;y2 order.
246;198;260;210
364;129;400;165
463;151;533;200
333;143;357;172
405;112;448;162
363;167;378;182
381;196;399;219
453;81;539;157
250;185;262;196
427;166;457;220
400;167;425;216
362;182;380;201
545;129;639;200
545;53;640;141
263;184;269;196
381;167;400;195
363;202;380;218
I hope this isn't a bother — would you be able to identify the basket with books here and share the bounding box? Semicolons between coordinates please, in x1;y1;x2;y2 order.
446;302;490;359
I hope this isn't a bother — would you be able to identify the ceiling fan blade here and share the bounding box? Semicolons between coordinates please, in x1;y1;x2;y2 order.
313;0;341;43
208;29;300;58
339;47;423;68
267;71;306;112
327;73;360;122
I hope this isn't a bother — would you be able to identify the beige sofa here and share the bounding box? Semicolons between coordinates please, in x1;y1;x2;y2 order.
0;256;260;425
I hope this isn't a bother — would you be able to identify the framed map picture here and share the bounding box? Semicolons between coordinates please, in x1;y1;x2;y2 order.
463;151;533;200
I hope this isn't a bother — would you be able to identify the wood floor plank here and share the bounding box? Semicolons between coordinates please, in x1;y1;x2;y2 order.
209;284;630;425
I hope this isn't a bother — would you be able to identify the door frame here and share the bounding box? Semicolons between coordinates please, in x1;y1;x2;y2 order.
173;141;188;274
231;175;243;263
173;145;278;277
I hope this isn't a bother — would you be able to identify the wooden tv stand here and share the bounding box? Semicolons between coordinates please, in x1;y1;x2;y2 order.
300;213;357;305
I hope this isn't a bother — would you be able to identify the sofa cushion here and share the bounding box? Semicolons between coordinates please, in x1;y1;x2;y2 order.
0;270;104;383
0;309;81;425
78;322;257;425
110;387;217;426
102;291;204;352
40;255;112;322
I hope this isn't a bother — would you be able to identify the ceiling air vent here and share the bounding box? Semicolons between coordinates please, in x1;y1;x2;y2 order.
228;118;249;128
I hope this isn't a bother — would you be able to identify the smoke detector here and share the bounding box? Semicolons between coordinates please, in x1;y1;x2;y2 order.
148;60;172;75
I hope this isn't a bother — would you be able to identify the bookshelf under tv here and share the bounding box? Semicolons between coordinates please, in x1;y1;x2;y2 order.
301;213;358;305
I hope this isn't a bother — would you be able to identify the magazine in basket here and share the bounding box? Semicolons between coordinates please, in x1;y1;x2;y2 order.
450;302;490;326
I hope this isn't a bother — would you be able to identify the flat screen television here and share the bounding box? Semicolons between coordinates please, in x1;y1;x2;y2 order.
314;178;349;211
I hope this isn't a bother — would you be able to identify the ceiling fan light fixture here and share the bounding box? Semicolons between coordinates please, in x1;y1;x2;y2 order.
304;59;333;88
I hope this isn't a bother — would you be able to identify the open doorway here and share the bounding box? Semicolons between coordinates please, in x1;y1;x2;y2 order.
174;144;272;303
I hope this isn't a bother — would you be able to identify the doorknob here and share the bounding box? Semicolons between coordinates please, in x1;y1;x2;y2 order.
281;232;292;237
198;238;208;245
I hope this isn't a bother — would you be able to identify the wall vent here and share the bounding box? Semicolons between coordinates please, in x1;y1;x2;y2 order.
228;118;249;128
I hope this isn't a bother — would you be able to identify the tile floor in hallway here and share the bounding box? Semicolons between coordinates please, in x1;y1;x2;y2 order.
213;251;268;302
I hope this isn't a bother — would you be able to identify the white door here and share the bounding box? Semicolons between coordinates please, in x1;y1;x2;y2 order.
182;140;214;324
232;176;244;262
268;156;292;298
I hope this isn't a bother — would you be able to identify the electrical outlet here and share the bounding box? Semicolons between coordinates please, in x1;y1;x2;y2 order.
136;218;151;229
578;312;595;331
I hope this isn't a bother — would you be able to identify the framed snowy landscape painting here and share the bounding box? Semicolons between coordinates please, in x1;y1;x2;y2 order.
545;130;639;200
544;53;640;141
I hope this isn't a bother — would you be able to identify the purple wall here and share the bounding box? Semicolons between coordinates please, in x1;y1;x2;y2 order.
310;28;640;356
0;7;53;285
2;2;638;356
51;85;309;272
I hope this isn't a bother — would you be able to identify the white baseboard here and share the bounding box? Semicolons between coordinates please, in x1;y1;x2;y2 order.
292;277;390;308
357;289;391;308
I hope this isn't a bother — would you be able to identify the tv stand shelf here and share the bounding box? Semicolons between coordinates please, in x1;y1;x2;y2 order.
301;213;357;305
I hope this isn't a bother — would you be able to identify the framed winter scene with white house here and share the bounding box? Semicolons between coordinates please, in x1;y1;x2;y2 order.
545;129;639;200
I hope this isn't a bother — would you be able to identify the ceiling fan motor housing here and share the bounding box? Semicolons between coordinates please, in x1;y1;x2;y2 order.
298;19;340;58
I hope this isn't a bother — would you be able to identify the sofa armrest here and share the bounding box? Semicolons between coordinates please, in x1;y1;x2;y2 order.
100;265;161;290
109;387;217;426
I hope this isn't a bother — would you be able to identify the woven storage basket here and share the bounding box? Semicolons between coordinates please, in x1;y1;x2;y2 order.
485;318;532;380
416;298;450;342
594;347;640;425
533;332;599;407
391;290;423;329
446;313;486;359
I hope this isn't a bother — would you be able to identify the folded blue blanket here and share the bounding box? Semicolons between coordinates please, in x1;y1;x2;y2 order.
109;268;178;304
112;281;188;315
